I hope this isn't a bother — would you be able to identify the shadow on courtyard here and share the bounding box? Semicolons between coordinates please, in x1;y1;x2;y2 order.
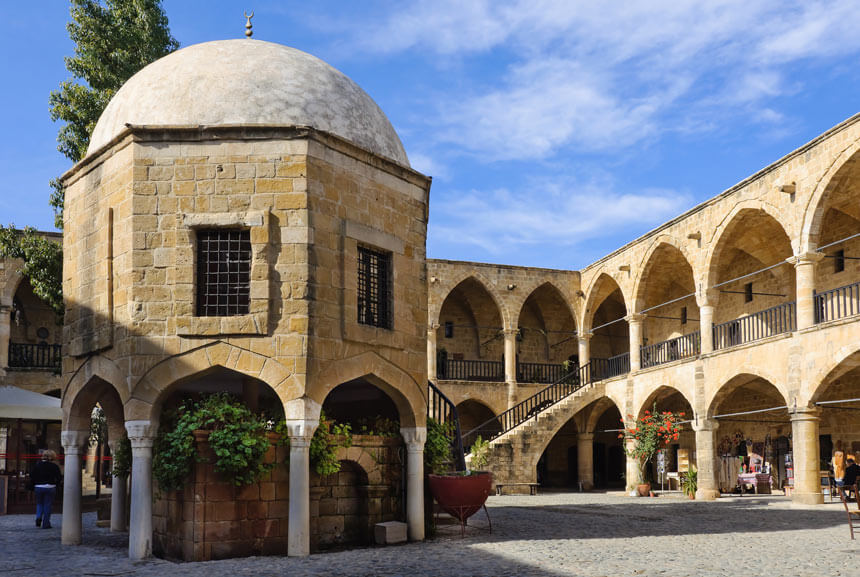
471;494;852;542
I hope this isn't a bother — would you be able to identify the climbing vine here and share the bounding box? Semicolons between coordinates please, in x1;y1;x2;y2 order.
153;393;273;491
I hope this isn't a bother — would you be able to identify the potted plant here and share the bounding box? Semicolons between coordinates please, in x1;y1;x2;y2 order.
425;419;492;527
680;465;697;499
621;405;683;496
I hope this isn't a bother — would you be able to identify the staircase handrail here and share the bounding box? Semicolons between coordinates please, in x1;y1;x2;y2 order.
462;362;592;448
427;380;467;471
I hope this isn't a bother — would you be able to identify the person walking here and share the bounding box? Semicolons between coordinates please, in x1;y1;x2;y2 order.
31;450;62;529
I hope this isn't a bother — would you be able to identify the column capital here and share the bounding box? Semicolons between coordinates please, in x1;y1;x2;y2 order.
125;420;156;442
788;252;825;267
625;313;646;324
692;418;719;432
790;405;821;422
61;430;90;453
428;323;440;332
400;426;427;450
578;433;595;442
284;419;319;441
289;435;313;449
502;327;518;336
578;332;593;342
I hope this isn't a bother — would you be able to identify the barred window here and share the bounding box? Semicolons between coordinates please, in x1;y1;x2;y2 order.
357;246;392;328
196;229;251;316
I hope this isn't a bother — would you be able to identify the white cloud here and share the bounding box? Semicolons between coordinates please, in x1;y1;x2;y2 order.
336;0;860;161
429;176;692;256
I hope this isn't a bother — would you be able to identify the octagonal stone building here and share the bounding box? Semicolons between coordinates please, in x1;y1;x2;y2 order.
60;39;431;559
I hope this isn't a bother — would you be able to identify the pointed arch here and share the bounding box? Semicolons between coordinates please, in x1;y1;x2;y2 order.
311;351;425;428
429;271;509;328
510;279;579;331
634;384;694;421
801;137;860;253
704;201;794;291
582;272;629;332
706;370;789;419
632;235;696;312
516;281;579;365
132;340;300;422
806;346;860;404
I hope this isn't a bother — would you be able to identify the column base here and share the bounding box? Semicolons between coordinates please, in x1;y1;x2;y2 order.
580;481;594;491
695;488;720;501
791;491;824;506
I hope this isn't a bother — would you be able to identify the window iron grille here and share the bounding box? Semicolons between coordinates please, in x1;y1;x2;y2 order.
196;229;251;317
357;245;391;328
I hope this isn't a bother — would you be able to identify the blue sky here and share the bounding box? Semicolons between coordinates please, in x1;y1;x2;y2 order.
2;1;859;269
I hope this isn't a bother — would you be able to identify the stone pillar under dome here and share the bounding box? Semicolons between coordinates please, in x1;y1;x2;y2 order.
126;420;155;560
61;430;89;545
401;427;426;541
107;438;128;532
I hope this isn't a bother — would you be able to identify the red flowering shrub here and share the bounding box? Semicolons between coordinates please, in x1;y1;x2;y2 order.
621;405;683;484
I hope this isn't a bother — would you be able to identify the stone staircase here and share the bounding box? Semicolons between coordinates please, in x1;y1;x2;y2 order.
466;376;610;488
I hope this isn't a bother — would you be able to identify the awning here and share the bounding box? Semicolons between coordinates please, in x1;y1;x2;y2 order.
0;385;62;421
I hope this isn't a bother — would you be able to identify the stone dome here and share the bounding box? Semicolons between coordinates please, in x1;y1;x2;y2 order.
87;39;409;165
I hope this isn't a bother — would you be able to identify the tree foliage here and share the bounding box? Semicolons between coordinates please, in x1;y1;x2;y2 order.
621;404;683;484
0;227;63;320
49;0;179;228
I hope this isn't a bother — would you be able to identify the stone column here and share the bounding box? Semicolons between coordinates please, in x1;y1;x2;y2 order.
61;430;89;545
126;420;155;560
107;438;128;532
503;327;518;408
85;443;97;476
0;303;10;370
627;314;645;372
400;427;427;541
625;437;639;491
286;430;315;556
576;433;594;491
792;252;824;330
284;397;321;557
791;407;823;505
692;418;720;500
699;304;715;354
577;333;591;368
427;324;438;381
0;427;7;471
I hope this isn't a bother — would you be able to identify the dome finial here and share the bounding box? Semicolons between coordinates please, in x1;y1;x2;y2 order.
244;11;254;37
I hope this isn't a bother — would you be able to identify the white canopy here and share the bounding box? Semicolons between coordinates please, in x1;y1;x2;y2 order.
0;386;62;421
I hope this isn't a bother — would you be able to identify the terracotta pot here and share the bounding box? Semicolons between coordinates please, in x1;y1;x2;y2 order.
428;472;493;522
636;483;651;497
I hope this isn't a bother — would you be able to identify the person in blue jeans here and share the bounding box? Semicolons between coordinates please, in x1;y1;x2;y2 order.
30;450;62;529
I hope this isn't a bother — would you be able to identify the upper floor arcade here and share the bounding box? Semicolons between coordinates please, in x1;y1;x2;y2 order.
429;113;860;413
0;235;64;395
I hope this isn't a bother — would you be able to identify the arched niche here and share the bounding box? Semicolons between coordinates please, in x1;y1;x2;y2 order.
635;243;698;355
436;277;505;365
517;283;578;370
456;399;500;450
585;275;629;371
708;374;791;492
707;209;795;335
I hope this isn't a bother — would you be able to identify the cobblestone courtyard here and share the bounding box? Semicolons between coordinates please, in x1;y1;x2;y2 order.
2;492;857;577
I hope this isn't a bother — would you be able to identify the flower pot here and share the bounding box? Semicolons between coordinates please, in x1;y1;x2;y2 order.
428;472;493;523
636;483;651;497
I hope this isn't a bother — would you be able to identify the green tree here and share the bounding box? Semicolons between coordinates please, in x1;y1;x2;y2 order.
49;0;179;229
1;2;179;322
0;227;63;319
